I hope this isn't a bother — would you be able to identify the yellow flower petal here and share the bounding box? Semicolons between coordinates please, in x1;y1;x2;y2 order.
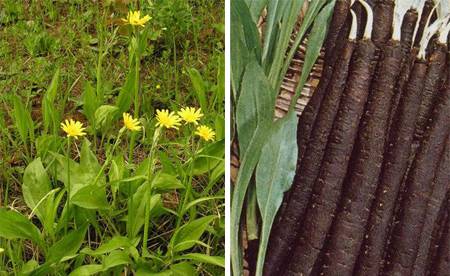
195;125;215;141
61;119;86;139
155;109;182;129
178;107;204;125
122;10;151;27
123;112;142;131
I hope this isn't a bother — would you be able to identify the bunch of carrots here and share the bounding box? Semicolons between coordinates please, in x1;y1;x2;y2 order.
261;0;449;275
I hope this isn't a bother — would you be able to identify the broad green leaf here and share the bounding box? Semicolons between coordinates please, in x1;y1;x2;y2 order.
10;95;34;145
103;250;130;270
291;0;336;106
19;259;39;275
115;65;136;114
22;158;51;220
230;25;249;100
71;184;109;209
170;216;215;253
70;265;103;276
187;68;208;112
170;262;197;276
255;111;298;275
231;61;275;275
81;236;134;256
47;224;88;263
192;139;225;175
176;253;225;268
0;209;42;246
127;186;161;239
232;0;261;61
152;172;184;191
82;81;99;127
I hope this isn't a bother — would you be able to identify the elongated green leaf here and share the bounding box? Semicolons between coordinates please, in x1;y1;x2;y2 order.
152;172;184;191
187;68;208;112
192;139;225;175
95;105;119;131
254;111;298;275
22;158;51;220
127;188;161;239
115;65;136;114
81;236;134;256
231;61;275;275
232;0;261;61
42;68;60;134
170;262;197;276
291;0;336;106
0;209;42;246
170;216;215;253
47;224;88;263
245;0;268;22
10;95;34;145
70;265;103;276
82;81;99;127
176;253;225;268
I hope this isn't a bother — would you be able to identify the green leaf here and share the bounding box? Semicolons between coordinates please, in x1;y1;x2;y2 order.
127;187;161;239
232;0;261;61
192;139;225;175
42;68;60;134
245;0;268;22
115;65;136;114
291;0;336;106
0;209;42;246
170;262;197;276
70;265;103;276
10;95;34;145
47;224;88;263
187;68;208;112
231;61;275;275
103;250;130;270
152;171;184;191
254;111;298;275
71;184;109;209
81;236;134;256
176;253;225;268
82;81;99;127
170;216;215;253
22;158;51;220
95;105;119;131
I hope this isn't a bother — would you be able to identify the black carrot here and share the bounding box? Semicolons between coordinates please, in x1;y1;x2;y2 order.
353;58;428;276
372;0;394;47
400;9;418;56
382;80;450;276
264;18;354;275
426;194;449;275
320;40;403;276
264;39;357;276
414;0;435;48
285;39;378;276
414;43;447;141
429;200;450;276
294;0;352;165
413;138;450;276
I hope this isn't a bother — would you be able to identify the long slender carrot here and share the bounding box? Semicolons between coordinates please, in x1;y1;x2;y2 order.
285;38;378;276
372;0;394;47
264;39;357;276
413;138;450;276
319;40;403;276
382;78;450;276
414;0;435;47
428;199;450;275
414;43;447;141
353;58;429;276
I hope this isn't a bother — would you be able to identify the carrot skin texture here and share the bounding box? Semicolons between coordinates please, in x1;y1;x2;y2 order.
285;40;378;276
354;59;429;276
414;0;435;48
400;9;418;56
413;138;450;276
372;0;394;47
264;41;356;276
429;202;450;276
414;44;447;141
383;80;450;276
320;41;403;276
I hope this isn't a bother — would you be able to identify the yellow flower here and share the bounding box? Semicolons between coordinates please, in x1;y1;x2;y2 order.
61;119;86;139
123;113;141;131
155;109;182;129
0;248;4;254
178;107;204;125
122;11;151;27
156;84;161;89
195;125;215;141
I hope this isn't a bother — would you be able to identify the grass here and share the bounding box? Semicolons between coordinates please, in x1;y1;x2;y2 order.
0;0;224;275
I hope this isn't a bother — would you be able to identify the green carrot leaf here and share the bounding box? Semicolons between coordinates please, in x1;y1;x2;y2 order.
254;110;298;275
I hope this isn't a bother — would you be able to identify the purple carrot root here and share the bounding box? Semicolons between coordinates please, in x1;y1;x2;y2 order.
285;39;378;276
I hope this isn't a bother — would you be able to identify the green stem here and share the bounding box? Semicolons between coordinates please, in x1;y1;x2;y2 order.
65;136;71;234
142;127;161;254
129;28;141;161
